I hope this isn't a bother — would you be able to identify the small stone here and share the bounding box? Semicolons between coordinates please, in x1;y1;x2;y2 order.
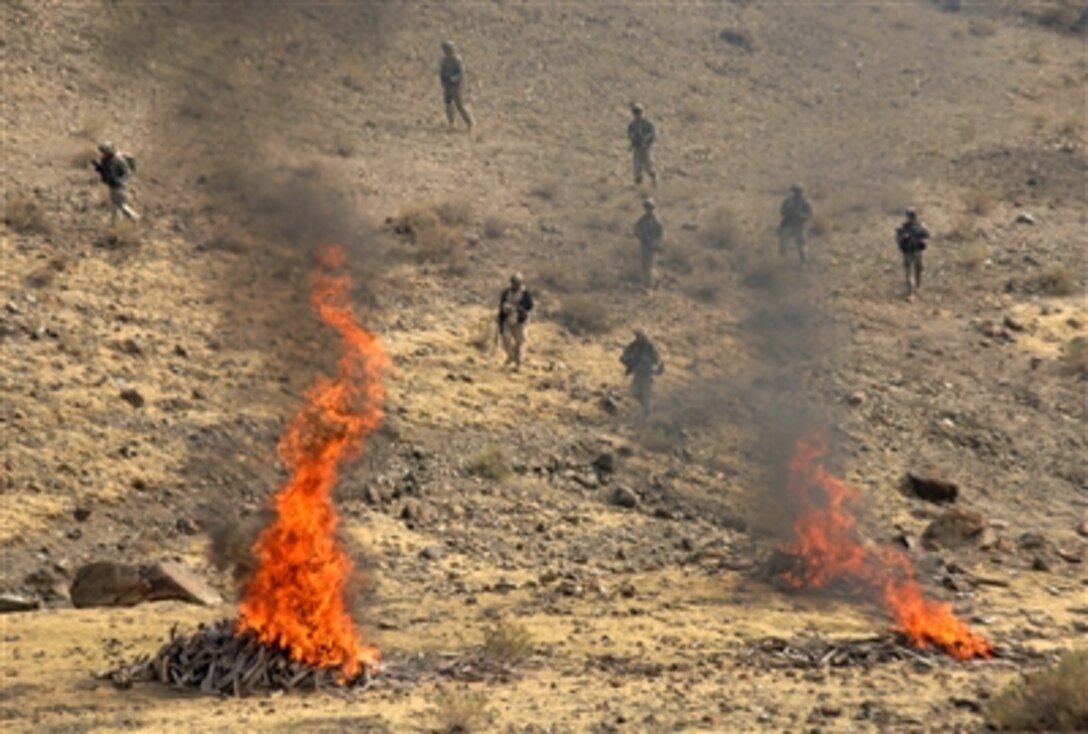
419;546;444;561
592;452;616;475
610;486;638;509
921;507;986;550
846;391;866;407
119;388;145;409
1003;316;1026;332
1032;555;1052;572
73;507;91;522
0;594;40;614
599;396;619;415
173;344;189;358
1014;212;1035;225
117;338;145;356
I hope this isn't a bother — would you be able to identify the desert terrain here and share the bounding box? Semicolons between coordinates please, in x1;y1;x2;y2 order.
1;1;1086;732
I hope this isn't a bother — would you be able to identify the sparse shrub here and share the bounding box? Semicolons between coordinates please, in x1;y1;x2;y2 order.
71;145;99;170
4;194;51;235
482;216;506;240
468;315;496;354
1062;336;1088;376
205;225;255;253
986;649;1088;731
98;221;141;249
429;687;493;734
968;19;996;38
741;258;781;292
536;262;583;294
435;199;473;227
957;241;989;271
679;98;709;123
529;178;560;201
808;210;833;239
701;205;741;250
466;445;511;482
1058;115;1085;140
557;294;615;335
582;209;625;234
340;62;366;92
1037;266;1079;296
637;421;682;453
331;133;356;158
395;203;468;274
688;270;724;303
482;620;534;665
75;114;106;142
962;187;997;216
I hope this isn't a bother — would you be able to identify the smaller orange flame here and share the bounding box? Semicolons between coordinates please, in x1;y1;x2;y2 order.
780;432;993;660
236;244;388;677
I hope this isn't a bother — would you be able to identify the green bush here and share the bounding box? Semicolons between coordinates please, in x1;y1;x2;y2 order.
466;445;511;482
482;620;534;665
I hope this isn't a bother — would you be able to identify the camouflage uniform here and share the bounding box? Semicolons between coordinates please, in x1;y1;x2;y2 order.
896;209;929;300
498;273;533;368
440;41;474;130
94;142;139;224
620;330;664;414
635;198;664;288
627;104;656;186
778;185;812;263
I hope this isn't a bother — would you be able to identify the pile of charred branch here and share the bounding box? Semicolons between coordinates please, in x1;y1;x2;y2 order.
742;634;943;669
109;620;374;697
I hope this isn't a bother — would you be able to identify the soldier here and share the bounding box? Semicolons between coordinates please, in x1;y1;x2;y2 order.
778;184;812;263
93;142;139;224
635;197;664;288
497;272;533;368
627;103;657;187
620;329;664;414
439;40;474;130
896;208;930;301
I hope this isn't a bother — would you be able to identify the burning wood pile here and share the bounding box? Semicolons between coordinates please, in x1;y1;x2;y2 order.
111;621;375;696
113;246;387;697
769;432;994;661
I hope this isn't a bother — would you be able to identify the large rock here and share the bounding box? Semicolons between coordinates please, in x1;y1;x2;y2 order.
70;561;222;609
921;508;987;550
70;562;150;608
0;593;40;614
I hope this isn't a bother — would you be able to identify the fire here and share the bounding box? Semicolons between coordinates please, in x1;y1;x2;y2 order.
779;431;993;660
236;245;388;677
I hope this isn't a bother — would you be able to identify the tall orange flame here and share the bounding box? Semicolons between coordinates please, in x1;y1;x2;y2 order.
779;431;993;660
236;245;387;677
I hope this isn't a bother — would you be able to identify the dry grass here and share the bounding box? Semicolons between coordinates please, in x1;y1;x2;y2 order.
986;649;1088;731
429;687;493;734
70;145;99;170
962;187;998;217
4;194;51;235
637;421;683;453
482;620;535;665
808;209;833;239
557;294;615;335
700;204;742;250
678;97;709;124
466;445;511;482
536;262;583;294
468;315;496;354
435;199;473;227
1037;266;1079;297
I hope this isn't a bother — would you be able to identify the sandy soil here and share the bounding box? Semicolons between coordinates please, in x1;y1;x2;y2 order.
1;1;1085;732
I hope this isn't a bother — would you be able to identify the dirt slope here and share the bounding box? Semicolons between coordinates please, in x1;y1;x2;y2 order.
1;1;1086;732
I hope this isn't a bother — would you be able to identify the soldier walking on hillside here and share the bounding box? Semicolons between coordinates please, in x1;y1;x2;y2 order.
896;208;930;301
93;142;139;224
620;329;664;414
497;272;533;369
439;40;474;131
627;103;657;187
635;198;664;288
778;184;812;263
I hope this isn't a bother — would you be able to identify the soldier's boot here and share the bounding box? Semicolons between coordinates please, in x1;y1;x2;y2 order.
914;257;923;292
445;103;456;128
458;102;474;131
648;169;657;188
121;204;140;222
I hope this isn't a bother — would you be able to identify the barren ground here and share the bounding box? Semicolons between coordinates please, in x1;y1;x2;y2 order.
1;2;1086;732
